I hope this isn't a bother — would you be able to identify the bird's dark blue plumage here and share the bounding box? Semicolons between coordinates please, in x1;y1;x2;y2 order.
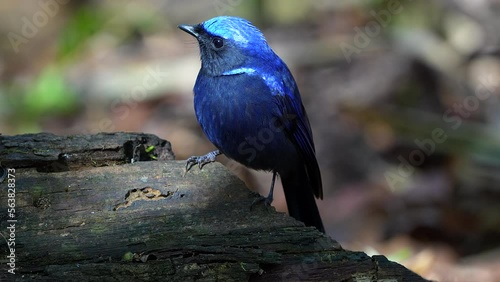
179;16;324;233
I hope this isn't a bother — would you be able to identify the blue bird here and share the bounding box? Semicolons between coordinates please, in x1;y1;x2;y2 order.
179;16;324;233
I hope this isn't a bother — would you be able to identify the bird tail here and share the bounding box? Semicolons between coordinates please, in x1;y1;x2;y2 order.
281;166;325;233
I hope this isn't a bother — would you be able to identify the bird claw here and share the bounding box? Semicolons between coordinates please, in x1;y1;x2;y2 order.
250;194;273;210
250;172;276;210
184;150;220;176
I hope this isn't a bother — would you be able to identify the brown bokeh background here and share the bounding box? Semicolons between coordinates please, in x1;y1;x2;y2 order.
2;1;500;280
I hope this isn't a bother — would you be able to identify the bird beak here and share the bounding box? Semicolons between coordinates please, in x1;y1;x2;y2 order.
178;24;199;38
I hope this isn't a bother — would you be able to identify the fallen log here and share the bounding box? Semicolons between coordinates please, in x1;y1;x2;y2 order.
0;133;429;281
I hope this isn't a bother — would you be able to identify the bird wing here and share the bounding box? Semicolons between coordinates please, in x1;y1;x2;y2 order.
272;78;323;199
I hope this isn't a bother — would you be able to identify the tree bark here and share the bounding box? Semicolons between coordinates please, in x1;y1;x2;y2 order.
0;133;429;281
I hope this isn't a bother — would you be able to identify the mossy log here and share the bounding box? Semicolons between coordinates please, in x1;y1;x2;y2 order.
0;133;429;281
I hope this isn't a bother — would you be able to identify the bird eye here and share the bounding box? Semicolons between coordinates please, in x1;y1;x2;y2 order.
212;37;224;49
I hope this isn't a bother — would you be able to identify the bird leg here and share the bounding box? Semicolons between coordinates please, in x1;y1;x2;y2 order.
251;171;277;208
184;150;221;175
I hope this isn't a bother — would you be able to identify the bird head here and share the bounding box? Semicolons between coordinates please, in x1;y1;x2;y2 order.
179;16;274;76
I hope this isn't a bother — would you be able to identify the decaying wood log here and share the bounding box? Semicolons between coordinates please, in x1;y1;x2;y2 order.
0;133;430;281
0;132;175;172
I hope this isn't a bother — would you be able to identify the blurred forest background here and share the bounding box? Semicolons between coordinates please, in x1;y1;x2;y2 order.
2;0;500;281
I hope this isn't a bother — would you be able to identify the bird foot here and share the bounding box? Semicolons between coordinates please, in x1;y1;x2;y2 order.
250;193;273;210
184;150;220;176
